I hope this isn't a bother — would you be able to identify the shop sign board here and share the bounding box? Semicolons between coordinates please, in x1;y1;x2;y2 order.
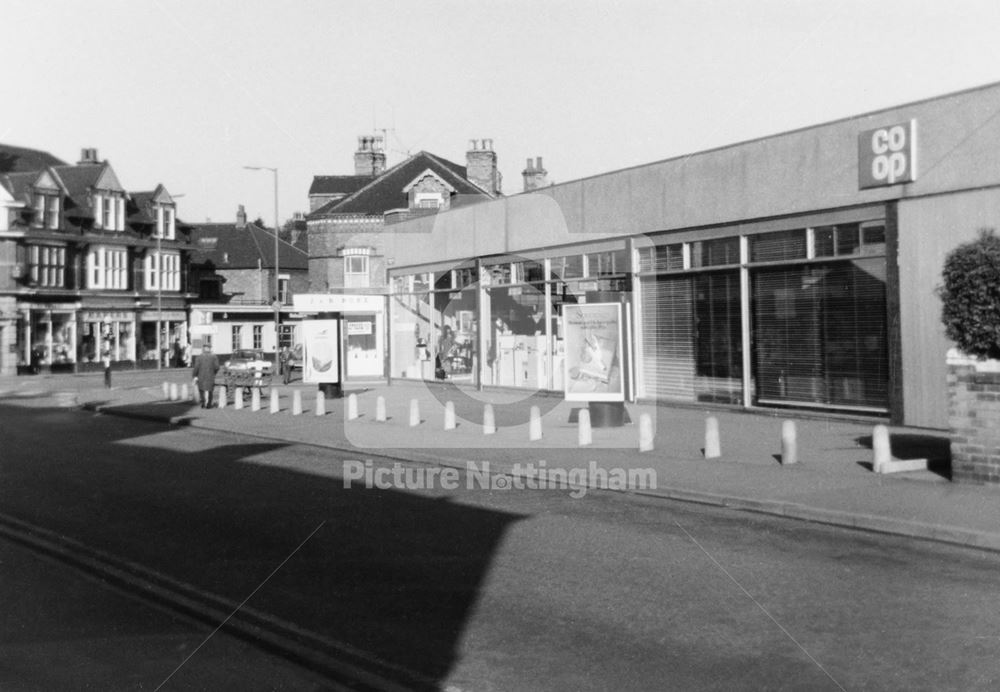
301;319;340;384
562;303;624;402
293;294;384;313
346;320;372;336
858;119;917;189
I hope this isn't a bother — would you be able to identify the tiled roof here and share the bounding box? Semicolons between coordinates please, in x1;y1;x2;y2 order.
52;164;104;196
0;171;38;202
0;143;66;174
307;151;492;218
190;222;308;271
309;175;373;196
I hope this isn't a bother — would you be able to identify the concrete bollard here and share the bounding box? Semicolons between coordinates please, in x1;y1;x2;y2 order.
251;387;261;412
292;390;302;415
315;390;326;416
444;401;456;430
409;398;420;427
638;413;654;452
483;404;496;435
169;382;179;401
704;416;721;459
162;382;170;400
781;420;798;465
873;424;892;473
578;408;592;446
270;388;280;414
529;405;542;441
376;396;387;422
180;383;189;402
217;385;227;409
234;387;244;410
347;393;358;420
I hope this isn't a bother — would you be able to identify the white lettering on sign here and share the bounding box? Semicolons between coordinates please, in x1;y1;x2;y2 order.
858;120;917;189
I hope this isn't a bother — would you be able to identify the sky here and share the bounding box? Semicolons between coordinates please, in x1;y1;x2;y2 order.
4;0;1000;226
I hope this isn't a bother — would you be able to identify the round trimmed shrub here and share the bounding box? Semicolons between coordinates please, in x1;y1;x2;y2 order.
939;228;1000;360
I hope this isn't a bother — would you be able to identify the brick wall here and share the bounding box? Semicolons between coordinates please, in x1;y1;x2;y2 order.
947;353;1000;484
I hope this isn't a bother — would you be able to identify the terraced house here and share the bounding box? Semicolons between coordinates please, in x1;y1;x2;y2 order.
0;145;194;375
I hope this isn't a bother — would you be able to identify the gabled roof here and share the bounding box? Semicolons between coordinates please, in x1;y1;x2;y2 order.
309;175;373;196
190;222;308;271
0;143;66;174
308;151;493;218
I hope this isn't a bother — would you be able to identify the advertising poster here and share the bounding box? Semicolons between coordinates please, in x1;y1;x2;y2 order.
302;319;340;384
562;303;624;402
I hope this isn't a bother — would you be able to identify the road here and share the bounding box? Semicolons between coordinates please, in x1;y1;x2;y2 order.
1;399;999;691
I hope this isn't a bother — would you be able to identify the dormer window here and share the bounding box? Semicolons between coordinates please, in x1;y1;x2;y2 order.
33;193;60;230
415;192;444;209
94;194;125;231
156;205;176;239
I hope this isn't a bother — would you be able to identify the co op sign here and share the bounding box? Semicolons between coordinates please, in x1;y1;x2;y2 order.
858;119;917;189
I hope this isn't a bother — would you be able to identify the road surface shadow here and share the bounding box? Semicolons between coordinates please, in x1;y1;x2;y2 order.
0;401;525;688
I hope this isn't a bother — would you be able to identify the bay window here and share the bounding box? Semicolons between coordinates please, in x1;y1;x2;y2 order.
86;246;128;289
144;250;181;291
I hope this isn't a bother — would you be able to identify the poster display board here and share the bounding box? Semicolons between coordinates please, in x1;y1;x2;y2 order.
302;319;340;384
562;303;624;402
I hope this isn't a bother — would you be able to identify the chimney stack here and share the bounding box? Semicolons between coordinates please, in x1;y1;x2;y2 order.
78;148;100;165
354;135;387;177
466;138;501;196
236;204;247;229
522;156;549;192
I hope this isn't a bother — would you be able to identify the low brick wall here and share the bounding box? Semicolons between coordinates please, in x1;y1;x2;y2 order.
948;355;1000;484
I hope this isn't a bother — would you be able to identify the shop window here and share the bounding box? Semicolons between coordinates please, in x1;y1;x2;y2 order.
638;243;684;272
750;229;807;263
551;255;584;279
511;260;545;284
455;267;477;288
587;250;628;277
814;223;860;257
690;237;739;268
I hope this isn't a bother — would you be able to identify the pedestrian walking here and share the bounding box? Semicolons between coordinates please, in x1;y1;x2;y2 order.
192;344;220;408
101;339;112;388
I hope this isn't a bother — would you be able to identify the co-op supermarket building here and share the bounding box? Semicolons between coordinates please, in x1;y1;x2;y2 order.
376;83;1000;430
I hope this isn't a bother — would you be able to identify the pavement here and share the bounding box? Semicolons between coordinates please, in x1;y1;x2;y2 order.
2;368;999;554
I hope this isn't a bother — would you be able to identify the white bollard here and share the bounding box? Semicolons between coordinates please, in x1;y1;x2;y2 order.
444;401;456;430
704;416;721;459
169;383;179;401
638;413;654;452
347;393;358;420
234;387;244;410
376;396;387;422
483;404;496;435
409;398;421;427
217;385;227;409
872;424;892;473
315;390;326;416
251;387;261;412
162;382;170;400
781;420;798;465
270;388;280;414
529;405;542;441
578;408;592;446
292;390;302;415
180;383;189;402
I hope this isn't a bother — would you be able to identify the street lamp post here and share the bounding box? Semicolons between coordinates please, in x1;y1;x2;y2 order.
243;166;280;369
